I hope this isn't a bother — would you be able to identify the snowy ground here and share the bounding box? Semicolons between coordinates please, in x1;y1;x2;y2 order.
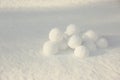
0;1;120;80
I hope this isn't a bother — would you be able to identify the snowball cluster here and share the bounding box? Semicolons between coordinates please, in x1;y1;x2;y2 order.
42;24;109;58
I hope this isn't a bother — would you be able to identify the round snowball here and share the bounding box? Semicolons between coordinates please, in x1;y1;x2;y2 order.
83;41;97;51
65;24;78;36
49;28;63;42
68;35;82;49
96;38;108;48
43;41;59;56
74;46;89;58
82;30;98;41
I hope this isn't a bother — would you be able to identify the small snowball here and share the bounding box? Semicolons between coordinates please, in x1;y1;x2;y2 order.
43;41;59;56
82;30;98;41
96;38;108;48
49;28;63;42
68;35;82;49
74;46;89;58
65;24;78;36
83;41;97;51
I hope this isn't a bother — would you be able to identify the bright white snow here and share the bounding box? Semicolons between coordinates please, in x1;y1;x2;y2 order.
0;1;120;80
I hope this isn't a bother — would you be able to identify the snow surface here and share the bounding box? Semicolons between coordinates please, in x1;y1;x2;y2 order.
0;1;120;80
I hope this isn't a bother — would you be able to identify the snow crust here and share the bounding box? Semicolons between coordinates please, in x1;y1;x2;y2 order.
0;46;120;80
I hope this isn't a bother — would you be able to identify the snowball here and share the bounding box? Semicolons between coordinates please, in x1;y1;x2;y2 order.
82;30;98;41
49;28;63;42
43;41;59;56
68;35;82;49
96;38;108;48
65;24;78;36
83;41;97;51
74;46;89;58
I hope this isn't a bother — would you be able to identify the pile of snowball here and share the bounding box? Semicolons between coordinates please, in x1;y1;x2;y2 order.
43;24;108;59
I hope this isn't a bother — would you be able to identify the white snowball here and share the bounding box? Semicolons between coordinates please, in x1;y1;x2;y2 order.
65;24;78;36
49;28;63;42
68;35;82;49
74;46;89;58
43;41;59;56
96;38;108;48
83;41;97;51
82;30;98;41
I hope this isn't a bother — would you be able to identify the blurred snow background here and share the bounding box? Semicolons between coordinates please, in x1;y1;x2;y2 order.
0;0;117;9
